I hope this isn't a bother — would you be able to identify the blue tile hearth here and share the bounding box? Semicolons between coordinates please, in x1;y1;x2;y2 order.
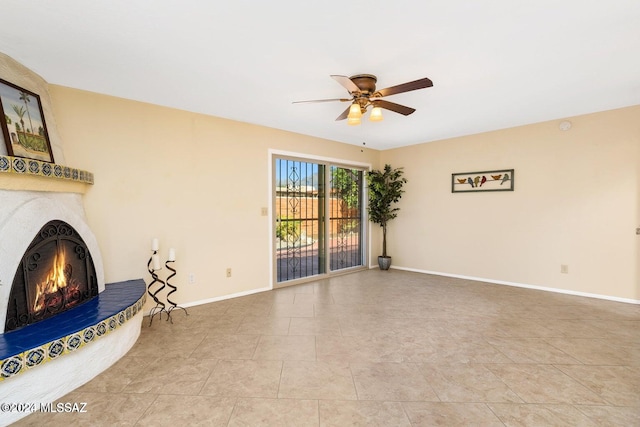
0;279;146;380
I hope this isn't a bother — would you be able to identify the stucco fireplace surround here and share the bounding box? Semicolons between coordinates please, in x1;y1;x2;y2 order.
0;53;145;425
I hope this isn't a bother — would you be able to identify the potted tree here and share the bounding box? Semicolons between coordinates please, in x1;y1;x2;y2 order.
367;164;407;270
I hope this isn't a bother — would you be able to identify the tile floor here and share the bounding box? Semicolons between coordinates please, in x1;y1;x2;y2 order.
14;269;640;426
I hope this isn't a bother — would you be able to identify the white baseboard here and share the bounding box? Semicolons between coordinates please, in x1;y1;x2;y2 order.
391;266;640;305
145;286;271;315
145;267;639;314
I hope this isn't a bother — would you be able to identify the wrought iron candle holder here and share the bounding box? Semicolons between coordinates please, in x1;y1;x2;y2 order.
165;260;188;323
146;250;168;326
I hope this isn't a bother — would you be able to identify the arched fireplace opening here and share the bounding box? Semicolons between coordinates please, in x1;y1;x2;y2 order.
5;220;99;332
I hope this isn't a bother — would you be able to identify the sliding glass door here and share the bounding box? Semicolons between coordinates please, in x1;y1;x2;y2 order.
275;158;325;282
329;166;363;271
274;157;365;284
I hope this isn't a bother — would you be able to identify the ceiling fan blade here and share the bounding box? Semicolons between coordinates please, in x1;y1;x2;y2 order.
293;98;351;104
335;105;351;121
374;100;416;116
374;77;433;98
331;75;361;94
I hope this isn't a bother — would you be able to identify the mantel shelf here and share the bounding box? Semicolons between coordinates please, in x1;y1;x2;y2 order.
0;155;94;193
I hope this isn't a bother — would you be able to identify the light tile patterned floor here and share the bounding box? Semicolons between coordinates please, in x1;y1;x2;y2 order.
14;270;640;426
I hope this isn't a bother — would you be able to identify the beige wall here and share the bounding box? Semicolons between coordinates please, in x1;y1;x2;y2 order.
48;86;379;308
41;82;640;304
3;50;635;315
381;106;640;301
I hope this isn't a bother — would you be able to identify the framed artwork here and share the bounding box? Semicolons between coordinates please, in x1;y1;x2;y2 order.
0;78;54;163
452;169;514;193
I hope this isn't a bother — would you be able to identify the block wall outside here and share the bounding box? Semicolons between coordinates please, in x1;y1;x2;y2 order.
274;196;360;240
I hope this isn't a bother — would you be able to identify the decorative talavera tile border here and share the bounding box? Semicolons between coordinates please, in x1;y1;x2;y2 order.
0;155;94;184
0;293;146;381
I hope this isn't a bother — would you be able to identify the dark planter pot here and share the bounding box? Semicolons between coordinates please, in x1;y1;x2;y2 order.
378;256;392;270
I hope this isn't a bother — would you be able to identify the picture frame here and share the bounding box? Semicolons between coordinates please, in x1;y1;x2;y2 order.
0;78;54;163
452;169;514;193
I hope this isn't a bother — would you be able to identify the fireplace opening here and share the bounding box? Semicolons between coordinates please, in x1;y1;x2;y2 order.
5;220;99;332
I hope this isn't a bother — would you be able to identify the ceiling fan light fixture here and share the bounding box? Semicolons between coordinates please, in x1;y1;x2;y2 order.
347;103;363;125
293;74;433;124
347;103;362;118
347;115;362;125
369;106;383;122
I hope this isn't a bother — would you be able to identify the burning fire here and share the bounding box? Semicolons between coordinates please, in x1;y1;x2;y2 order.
32;245;82;313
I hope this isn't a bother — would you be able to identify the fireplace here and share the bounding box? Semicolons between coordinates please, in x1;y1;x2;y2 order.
0;52;147;425
5;220;99;332
0;189;145;427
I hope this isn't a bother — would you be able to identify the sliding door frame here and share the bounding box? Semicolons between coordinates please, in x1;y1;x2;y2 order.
269;149;371;289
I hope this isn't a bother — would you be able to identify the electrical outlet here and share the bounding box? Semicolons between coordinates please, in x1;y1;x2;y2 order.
261;207;268;216
226;268;232;278
560;265;569;274
188;273;195;284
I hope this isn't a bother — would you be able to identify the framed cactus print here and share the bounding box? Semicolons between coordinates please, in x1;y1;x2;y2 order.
0;78;54;163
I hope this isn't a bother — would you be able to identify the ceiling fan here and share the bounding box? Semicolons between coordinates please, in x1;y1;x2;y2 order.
293;74;433;125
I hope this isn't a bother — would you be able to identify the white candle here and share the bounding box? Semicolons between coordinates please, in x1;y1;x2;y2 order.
168;248;176;261
152;254;161;270
152;238;159;251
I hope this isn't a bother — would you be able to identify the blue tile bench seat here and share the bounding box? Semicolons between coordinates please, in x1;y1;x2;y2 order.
0;279;146;380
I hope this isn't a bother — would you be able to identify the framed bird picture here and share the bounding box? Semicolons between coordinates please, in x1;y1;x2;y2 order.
451;169;514;193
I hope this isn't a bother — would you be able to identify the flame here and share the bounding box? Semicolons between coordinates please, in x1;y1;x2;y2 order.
33;245;69;313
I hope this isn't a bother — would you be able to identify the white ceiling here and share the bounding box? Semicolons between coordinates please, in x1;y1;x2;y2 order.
1;1;639;150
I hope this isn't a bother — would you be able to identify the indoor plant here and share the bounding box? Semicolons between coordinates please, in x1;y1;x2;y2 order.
367;164;407;270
